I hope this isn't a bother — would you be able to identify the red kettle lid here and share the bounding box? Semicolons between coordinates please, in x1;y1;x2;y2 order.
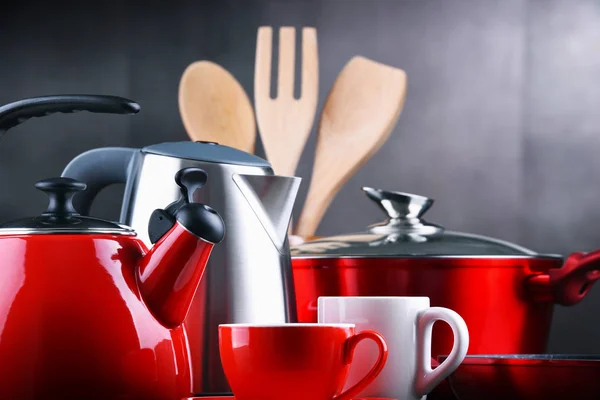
0;177;134;236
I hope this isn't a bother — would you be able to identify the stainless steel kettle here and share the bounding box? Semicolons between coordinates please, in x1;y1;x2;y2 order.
61;140;301;394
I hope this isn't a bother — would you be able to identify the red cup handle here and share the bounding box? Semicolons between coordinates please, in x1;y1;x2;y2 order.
333;330;388;400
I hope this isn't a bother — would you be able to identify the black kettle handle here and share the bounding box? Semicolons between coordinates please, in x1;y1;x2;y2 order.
0;94;140;133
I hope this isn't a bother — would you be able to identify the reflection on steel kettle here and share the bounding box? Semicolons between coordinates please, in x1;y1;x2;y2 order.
61;140;302;393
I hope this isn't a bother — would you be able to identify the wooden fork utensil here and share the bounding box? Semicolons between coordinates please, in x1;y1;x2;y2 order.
254;26;319;177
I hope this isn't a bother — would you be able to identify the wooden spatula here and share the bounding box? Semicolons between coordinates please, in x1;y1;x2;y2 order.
179;61;256;153
294;56;408;238
254;26;318;176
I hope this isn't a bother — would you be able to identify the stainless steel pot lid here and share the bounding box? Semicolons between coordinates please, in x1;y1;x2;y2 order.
0;178;135;236
291;187;547;258
459;354;600;360
438;354;600;365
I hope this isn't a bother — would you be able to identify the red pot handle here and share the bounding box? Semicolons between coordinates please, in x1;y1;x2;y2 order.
530;251;600;306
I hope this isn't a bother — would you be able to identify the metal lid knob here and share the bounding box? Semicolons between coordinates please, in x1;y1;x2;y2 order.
362;187;444;237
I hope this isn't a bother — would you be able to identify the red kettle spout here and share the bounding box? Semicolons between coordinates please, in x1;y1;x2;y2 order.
136;203;225;328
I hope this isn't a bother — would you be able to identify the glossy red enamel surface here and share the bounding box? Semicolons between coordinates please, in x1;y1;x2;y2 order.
441;356;600;400
138;223;214;328
181;397;398;399
0;232;210;400
218;325;388;400
291;255;598;359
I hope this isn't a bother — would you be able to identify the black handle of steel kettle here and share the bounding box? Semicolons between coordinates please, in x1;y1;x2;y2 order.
0;94;140;133
62;147;138;216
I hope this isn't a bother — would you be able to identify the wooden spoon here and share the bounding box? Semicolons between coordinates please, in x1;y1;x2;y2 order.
294;56;408;238
254;26;319;176
179;61;256;153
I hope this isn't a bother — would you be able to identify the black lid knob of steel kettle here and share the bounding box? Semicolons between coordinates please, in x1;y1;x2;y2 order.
36;177;86;218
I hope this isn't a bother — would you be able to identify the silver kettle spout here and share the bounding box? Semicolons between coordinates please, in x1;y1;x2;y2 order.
232;174;301;253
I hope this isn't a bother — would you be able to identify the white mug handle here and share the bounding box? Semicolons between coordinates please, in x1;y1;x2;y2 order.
414;307;469;396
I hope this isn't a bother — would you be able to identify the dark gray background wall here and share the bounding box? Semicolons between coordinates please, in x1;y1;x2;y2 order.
1;0;599;353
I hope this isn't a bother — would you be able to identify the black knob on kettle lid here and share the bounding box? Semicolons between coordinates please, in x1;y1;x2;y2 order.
35;177;86;218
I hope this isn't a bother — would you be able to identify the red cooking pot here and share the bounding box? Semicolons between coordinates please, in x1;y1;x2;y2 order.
290;187;600;359
438;354;600;400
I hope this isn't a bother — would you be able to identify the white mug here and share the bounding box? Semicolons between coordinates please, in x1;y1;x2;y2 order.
318;296;469;400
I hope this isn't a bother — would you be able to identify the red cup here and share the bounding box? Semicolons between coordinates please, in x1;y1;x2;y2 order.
219;323;388;400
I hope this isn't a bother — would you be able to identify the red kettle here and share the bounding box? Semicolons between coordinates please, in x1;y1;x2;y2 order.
0;95;226;400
